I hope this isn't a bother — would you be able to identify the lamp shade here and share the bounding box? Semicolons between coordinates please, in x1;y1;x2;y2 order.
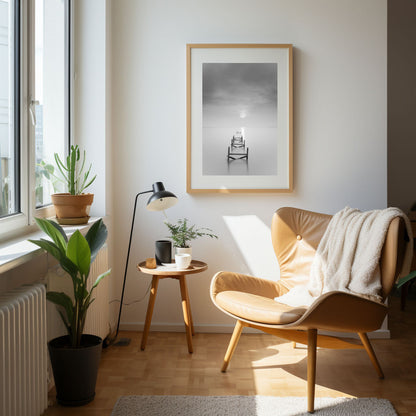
146;182;178;211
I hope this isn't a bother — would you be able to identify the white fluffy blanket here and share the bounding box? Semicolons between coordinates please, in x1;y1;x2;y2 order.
275;207;413;307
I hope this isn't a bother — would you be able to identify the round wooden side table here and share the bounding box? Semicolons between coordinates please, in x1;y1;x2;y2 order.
137;260;208;353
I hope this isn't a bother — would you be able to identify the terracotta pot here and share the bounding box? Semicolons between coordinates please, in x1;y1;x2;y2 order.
51;193;94;225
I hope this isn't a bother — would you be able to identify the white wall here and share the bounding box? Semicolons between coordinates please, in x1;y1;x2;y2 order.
73;0;115;325
111;0;387;332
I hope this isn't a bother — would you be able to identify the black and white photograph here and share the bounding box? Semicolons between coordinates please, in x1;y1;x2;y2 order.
187;44;293;193
202;62;278;176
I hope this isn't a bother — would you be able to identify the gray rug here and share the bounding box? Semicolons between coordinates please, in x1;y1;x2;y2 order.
111;395;397;416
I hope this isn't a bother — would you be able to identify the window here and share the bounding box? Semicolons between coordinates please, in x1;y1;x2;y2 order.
33;0;70;208
0;0;70;236
0;0;19;218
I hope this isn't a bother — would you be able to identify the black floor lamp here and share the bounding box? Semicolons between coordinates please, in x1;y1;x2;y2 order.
111;181;178;346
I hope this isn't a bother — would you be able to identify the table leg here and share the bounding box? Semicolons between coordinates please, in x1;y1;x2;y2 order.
141;275;160;351
179;275;193;353
184;277;195;336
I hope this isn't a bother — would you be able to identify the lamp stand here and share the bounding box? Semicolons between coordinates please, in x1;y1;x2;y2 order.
103;182;177;348
106;189;152;347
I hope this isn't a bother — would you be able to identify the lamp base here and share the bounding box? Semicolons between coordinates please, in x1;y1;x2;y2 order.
113;337;131;347
103;335;131;348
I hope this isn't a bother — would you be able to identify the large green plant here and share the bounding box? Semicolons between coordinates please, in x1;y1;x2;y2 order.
29;218;110;347
396;271;416;289
165;218;218;248
54;145;96;195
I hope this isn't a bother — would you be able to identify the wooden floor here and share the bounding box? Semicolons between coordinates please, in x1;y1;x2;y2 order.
43;291;416;416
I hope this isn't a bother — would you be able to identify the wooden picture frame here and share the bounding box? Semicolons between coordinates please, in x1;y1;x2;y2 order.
186;44;293;193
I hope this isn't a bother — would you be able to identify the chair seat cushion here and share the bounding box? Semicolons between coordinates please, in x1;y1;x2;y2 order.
215;291;307;325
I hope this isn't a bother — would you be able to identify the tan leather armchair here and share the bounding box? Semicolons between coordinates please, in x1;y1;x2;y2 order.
211;207;407;413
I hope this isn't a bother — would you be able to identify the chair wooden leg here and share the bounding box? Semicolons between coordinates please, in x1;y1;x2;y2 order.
307;329;317;414
221;320;244;372
358;332;384;379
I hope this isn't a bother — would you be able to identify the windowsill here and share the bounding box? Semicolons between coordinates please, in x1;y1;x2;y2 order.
0;217;101;275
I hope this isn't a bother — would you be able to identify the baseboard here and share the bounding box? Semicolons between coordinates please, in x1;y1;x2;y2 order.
319;328;390;339
119;322;390;338
120;322;261;333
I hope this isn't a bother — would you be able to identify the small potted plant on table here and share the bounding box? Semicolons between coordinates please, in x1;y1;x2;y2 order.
29;218;110;406
48;145;97;225
164;218;218;258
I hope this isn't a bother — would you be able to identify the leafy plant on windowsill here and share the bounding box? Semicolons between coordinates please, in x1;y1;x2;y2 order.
164;218;218;248
38;145;97;196
0;179;9;216
29;218;110;347
37;145;98;224
55;145;96;195
35;161;63;206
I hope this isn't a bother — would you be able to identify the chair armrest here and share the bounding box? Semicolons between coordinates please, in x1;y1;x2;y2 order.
289;291;388;333
210;271;287;301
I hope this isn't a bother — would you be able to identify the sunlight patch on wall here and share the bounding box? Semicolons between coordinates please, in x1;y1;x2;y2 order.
223;215;280;281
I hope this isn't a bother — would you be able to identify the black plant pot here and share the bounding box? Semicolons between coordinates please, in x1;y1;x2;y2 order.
48;334;102;406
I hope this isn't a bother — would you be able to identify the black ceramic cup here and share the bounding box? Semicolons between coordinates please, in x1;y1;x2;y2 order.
155;240;172;265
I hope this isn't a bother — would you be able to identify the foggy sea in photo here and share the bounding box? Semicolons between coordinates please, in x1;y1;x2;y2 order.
203;127;278;175
202;62;278;176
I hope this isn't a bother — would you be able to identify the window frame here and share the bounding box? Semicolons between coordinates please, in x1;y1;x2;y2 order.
13;0;21;215
0;0;72;240
0;0;28;236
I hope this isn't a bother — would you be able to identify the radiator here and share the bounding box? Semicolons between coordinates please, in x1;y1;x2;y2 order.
0;284;48;416
83;245;110;339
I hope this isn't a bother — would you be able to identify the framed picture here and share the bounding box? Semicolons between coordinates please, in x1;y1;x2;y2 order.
186;44;293;193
